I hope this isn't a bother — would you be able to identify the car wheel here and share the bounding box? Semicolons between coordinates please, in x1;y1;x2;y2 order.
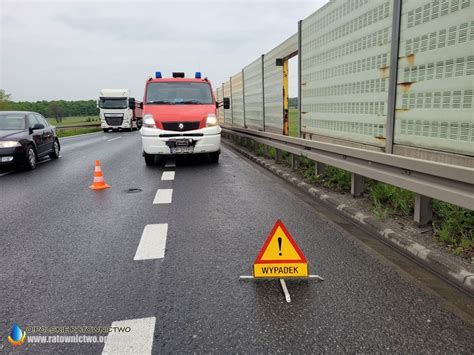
103;129;109;133
209;151;219;164
49;139;60;159
144;152;155;166
137;119;143;130
25;145;37;170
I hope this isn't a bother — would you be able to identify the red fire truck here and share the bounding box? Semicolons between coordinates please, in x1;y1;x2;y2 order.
140;72;229;165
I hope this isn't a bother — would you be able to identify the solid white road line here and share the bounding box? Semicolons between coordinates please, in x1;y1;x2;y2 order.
134;224;168;260
102;317;156;354
161;171;175;181
164;160;176;168
153;189;173;204
107;136;122;142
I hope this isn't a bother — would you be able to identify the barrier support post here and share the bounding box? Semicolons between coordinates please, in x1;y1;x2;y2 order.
351;173;364;197
414;194;433;226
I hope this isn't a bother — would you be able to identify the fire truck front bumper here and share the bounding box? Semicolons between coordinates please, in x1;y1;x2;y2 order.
141;126;221;155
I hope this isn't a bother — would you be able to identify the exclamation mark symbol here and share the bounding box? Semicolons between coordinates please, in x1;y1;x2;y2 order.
278;237;282;256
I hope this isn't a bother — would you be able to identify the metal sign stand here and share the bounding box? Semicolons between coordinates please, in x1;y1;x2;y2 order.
239;275;324;303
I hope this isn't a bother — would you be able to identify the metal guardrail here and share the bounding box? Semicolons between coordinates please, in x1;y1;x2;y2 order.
55;124;101;131
222;126;474;211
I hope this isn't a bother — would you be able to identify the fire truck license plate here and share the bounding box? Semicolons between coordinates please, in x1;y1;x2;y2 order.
171;146;194;154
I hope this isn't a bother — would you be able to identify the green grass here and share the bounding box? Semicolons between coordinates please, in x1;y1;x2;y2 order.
57;127;102;138
367;183;415;219
288;108;298;137
432;200;474;254
48;116;99;126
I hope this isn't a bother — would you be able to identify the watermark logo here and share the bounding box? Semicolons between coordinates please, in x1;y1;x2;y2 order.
7;323;27;347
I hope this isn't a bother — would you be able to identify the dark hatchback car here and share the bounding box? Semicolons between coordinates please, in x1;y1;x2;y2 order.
0;111;60;170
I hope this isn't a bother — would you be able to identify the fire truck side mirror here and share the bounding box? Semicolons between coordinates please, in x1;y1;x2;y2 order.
128;98;136;109
223;97;230;109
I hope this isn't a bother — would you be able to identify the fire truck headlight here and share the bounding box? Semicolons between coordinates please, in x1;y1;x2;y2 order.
206;113;217;127
143;114;156;128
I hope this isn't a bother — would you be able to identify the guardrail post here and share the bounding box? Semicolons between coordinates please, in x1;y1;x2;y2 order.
351;173;364;197
414;194;433;226
275;149;283;162
315;162;326;176
291;154;300;170
263;145;269;158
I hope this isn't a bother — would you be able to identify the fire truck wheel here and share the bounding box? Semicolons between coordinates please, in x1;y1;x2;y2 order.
144;152;155;166
208;151;220;164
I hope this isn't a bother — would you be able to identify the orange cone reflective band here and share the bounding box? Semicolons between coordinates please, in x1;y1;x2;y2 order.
89;160;110;190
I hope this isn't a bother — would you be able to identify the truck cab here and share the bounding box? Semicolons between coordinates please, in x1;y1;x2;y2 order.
99;89;143;132
141;72;227;164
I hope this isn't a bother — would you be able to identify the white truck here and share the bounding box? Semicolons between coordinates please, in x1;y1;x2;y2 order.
98;89;143;132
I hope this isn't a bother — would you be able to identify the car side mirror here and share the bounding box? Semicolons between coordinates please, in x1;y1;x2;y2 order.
32;123;45;130
129;98;136;109
223;97;230;109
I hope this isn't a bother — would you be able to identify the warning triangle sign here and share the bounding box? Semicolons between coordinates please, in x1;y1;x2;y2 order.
253;220;308;278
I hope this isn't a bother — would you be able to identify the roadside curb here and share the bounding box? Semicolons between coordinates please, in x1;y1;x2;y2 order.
224;140;474;296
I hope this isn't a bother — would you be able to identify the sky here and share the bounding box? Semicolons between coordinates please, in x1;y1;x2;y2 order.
0;0;326;102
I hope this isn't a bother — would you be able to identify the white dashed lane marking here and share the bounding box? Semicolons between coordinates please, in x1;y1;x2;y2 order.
161;171;175;181
134;224;168;260
107;136;122;142
102;317;156;354
153;189;173;204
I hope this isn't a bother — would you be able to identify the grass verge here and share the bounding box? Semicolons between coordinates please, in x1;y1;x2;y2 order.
48;116;99;126
288;109;298;137
57;127;102;138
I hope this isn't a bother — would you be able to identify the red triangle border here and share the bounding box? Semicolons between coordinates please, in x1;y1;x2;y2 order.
254;219;307;264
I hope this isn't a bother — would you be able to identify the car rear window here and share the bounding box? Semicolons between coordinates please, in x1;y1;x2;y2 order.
0;114;26;130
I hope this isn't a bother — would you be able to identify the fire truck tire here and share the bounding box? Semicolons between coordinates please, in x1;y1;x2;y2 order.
209;151;220;164
144;152;155;166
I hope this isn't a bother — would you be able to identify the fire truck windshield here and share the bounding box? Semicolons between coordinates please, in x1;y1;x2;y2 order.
146;82;213;105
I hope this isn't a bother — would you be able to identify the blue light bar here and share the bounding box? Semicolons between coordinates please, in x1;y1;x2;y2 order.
155;71;162;79
195;72;201;79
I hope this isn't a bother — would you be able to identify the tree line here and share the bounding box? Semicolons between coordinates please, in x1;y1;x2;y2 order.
0;89;98;121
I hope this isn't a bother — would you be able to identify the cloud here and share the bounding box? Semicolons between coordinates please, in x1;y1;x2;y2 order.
1;0;326;101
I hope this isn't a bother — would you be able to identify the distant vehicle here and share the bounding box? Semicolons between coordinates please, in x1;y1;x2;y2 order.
0;111;60;170
98;89;143;132
140;72;229;165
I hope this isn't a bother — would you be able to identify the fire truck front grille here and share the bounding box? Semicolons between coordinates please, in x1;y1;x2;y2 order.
162;121;200;131
104;114;124;126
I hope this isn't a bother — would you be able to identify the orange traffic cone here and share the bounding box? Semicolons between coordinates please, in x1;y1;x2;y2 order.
89;160;110;190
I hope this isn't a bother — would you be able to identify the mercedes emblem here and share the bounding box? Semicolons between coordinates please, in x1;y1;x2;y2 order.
178;123;184;130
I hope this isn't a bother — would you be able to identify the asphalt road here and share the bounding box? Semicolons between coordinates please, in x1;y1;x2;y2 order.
0;131;472;353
